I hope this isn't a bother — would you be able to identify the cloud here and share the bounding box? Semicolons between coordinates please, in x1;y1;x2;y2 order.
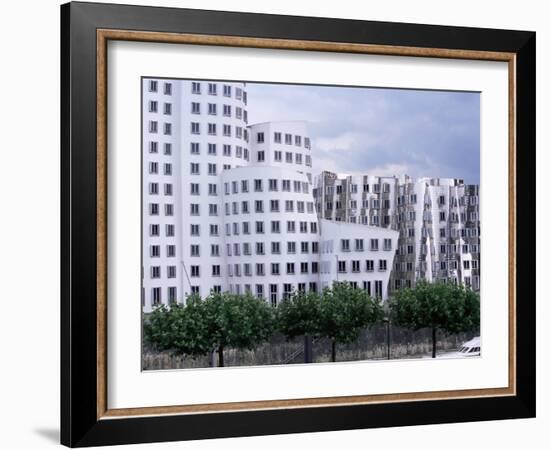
246;83;480;184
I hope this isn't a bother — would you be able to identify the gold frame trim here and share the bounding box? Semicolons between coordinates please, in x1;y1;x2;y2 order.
96;29;517;420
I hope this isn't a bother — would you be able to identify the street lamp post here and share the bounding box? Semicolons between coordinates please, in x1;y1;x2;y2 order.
383;317;391;360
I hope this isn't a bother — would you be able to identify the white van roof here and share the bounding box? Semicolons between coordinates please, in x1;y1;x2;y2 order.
463;336;481;347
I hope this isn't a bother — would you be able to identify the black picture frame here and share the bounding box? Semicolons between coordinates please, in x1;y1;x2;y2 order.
61;1;536;447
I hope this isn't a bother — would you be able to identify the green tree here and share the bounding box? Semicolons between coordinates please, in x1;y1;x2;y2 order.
144;294;213;358
277;290;322;363
389;280;480;358
204;292;276;367
319;282;383;362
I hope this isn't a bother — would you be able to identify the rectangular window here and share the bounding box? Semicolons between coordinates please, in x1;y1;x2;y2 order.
379;260;387;271
166;245;176;257
208;83;217;95
257;132;264;143
148;80;158;92
274;132;282;143
366;260;374;272
149;100;158;113
164;82;172;95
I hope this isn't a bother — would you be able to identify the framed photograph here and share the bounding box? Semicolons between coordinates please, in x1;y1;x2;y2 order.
61;1;535;447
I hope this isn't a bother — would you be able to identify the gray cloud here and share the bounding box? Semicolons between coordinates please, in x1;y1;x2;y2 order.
246;83;480;184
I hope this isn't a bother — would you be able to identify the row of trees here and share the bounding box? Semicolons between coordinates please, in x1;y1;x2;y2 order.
144;281;480;366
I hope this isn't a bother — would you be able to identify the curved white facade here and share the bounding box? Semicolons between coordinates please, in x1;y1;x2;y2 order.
222;166;319;304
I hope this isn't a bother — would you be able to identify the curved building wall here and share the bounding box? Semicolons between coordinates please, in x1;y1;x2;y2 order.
221;166;320;305
248;121;313;184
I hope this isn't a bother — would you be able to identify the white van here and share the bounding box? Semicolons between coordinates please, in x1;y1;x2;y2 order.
457;336;481;357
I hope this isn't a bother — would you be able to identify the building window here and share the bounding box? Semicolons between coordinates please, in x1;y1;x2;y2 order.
190;224;200;236
271;221;280;233
370;239;379;251
163;123;172;135
190;204;200;216
256;263;265;276
165;204;173;216
150;224;159;236
355;239;364;251
149;80;158;92
341;239;350;252
208;163;217;176
270;200;279;212
164;82;172;95
274;132;281;143
151;287;161;305
164;163;172;175
383;239;392;251
287;241;296;254
208;123;217;135
255;221;264;234
269;284;278;305
191;122;200;134
149;203;159;215
274;151;282;162
285;152;293;163
257;151;265;162
257;132;264;143
366;260;374;272
166;224;175;237
375;280;383;298
285;133;292;145
286;263;295;275
167;266;176;278
167;245;176;257
287;221;296;233
352;260;360;272
208;83;217;95
149;121;158;133
149;100;158;113
301;242;309;254
271;263;280;276
338;261;346;273
254;179;263;192
190;244;200;257
379;260;387;271
223;124;231;136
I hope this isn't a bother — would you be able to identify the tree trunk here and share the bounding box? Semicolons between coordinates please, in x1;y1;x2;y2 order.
331;339;336;362
432;327;437;358
218;345;225;367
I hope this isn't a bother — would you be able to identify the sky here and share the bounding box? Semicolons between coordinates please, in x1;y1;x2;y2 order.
246;82;480;184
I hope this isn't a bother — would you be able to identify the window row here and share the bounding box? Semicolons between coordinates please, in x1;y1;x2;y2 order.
189;142;250;160
224;178;310;194
332;259;388;273
190;122;248;140
184;240;321;258
225;220;318;236
147;182;173;196
322;182;391;195
223;200;315;215
190;82;247;103
148;265;178;279
147;80;172;95
257;150;312;167
148;203;174;216
148;141;172;154
148;121;172;135
149;285;178;306
323;198;391;210
256;131;311;149
190;102;248;121
339;238;393;252
148;100;172;115
396;243;480;256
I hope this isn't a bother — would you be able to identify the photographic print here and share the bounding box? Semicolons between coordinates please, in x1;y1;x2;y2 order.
141;78;481;370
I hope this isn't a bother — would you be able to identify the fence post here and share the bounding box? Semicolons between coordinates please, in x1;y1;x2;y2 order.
304;335;313;363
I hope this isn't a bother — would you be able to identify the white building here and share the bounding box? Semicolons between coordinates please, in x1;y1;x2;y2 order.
319;220;399;300
142;79;400;312
314;172;480;293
